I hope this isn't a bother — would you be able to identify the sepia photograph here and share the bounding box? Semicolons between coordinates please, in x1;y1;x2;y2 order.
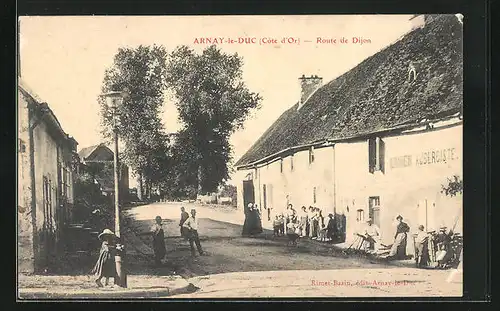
17;14;463;299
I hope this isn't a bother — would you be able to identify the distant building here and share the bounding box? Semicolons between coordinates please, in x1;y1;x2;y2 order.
18;79;79;274
234;15;463;254
77;143;130;201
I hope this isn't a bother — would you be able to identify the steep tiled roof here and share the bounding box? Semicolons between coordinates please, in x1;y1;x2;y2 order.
236;15;463;167
78;144;101;160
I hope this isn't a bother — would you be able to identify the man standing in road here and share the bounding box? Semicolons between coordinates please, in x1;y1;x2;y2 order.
182;209;205;257
179;206;190;240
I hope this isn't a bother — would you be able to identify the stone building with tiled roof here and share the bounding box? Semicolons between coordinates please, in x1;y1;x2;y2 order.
234;15;463;252
18;79;79;274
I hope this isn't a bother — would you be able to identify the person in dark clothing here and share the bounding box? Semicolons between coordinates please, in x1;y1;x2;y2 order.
242;203;253;236
388;215;410;260
151;216;167;266
250;204;263;236
91;229;118;287
326;213;337;241
435;226;454;268
179;206;190;240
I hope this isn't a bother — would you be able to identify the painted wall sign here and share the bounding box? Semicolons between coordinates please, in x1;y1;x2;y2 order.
390;147;458;169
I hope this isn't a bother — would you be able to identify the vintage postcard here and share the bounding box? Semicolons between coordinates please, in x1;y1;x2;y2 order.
17;14;463;299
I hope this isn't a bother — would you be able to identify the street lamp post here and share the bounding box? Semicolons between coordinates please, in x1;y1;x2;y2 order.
100;90;127;288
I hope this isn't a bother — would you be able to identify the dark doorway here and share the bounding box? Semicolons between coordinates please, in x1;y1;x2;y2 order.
243;180;255;215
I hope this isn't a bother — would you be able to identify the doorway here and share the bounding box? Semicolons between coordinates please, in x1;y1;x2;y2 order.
243;180;255;215
368;196;381;227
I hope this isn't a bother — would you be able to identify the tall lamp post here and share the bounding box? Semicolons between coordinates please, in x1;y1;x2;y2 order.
100;90;127;288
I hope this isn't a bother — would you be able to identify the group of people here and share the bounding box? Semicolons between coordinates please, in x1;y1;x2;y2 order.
148;207;206;266
413;223;457;268
242;202;263;236
354;215;411;259
91;206;205;288
273;204;342;242
354;214;459;268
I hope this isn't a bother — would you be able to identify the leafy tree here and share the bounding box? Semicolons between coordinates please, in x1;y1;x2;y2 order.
99;45;170;199
165;45;262;194
441;175;463;197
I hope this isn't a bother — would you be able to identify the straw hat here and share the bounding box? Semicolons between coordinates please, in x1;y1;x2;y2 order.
98;228;116;241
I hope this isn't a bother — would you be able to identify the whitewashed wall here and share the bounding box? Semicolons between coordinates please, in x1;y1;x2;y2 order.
236;121;462;256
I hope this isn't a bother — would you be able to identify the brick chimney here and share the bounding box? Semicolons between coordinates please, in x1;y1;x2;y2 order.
298;74;322;110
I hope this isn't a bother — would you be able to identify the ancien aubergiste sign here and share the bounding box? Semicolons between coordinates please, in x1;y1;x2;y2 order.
390;148;458;169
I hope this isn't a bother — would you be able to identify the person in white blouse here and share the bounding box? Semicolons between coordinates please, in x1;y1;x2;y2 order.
182;209;205;257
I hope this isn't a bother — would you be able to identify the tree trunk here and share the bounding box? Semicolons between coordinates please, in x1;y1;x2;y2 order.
197;164;203;196
144;178;151;200
137;172;143;201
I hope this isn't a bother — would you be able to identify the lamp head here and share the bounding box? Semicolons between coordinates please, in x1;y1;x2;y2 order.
100;91;125;110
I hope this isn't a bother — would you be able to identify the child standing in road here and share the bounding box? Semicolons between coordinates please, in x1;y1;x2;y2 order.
273;215;280;237
151;216;167;266
91;229;118;287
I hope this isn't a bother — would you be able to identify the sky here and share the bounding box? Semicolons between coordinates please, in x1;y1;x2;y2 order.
19;15;416;185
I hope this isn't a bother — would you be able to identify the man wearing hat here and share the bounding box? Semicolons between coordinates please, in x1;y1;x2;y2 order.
413;225;429;268
326;213;337;241
182;209;205;257
361;217;381;253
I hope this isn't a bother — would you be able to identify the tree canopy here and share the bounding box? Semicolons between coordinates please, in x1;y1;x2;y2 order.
165;45;262;194
99;45;170;198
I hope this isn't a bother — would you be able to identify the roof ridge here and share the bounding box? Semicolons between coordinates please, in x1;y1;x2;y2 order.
235;15;462;167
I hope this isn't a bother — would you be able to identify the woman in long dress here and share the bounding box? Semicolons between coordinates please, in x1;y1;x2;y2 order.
251;204;263;235
388;215;410;260
151;216;167;266
242;203;253;236
91;229;117;287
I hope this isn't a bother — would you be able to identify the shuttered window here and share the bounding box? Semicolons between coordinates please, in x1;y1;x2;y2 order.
368;137;385;173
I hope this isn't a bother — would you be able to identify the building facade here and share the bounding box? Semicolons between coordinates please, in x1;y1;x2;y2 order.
235;15;463;255
18;80;78;274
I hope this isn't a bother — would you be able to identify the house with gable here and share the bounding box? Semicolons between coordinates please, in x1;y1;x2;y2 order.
234;14;463;254
77;143;130;201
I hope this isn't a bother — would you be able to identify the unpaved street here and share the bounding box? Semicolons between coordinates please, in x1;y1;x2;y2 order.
126;202;404;277
122;202;462;297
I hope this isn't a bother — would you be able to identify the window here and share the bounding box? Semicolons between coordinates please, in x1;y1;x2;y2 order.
262;185;267;209
368;196;381;227
313;187;317;204
65;167;71;201
309;146;315;164
356;209;364;222
43;176;53;232
368;137;385;173
280;159;283;173
60;166;67;200
290;154;294;171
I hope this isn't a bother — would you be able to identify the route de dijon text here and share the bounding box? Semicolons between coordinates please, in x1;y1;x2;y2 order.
193;37;371;45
